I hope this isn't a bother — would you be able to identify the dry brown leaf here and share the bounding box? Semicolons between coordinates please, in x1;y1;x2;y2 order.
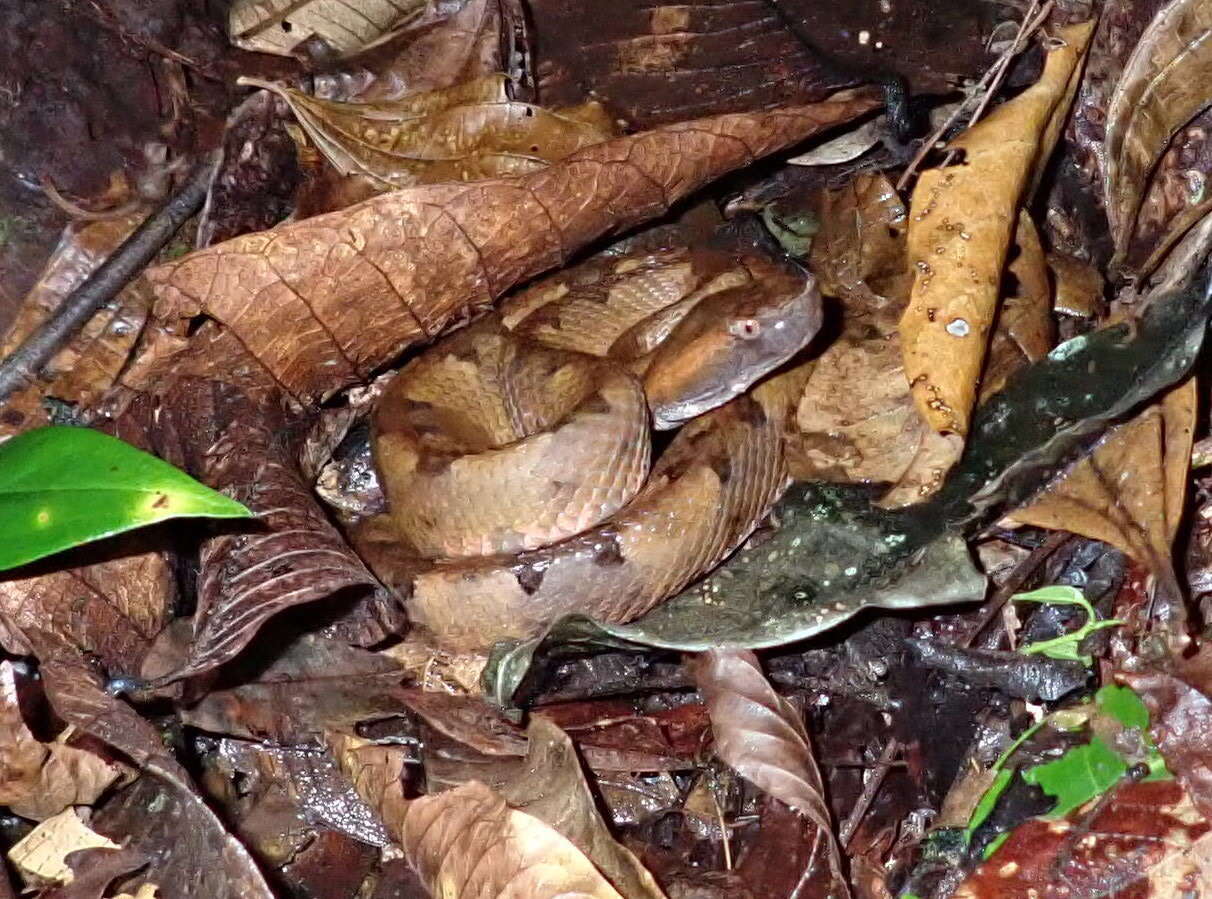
900;22;1093;436
228;0;426;57
0;213;150;437
8;810;119;888
0;663;123;821
331;734;629;898
1105;0;1212;272
1048;250;1104;318
138;94;880;402
687;649;849;898
249;74;616;190
807;171;910;316
1009;376;1197;570
978;214;1055;401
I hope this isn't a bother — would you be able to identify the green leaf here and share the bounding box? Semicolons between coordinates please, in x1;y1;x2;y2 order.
981;831;1011;860
1096;684;1149;730
1023;736;1127;817
0;426;251;571
1013;586;1123;666
965;768;1013;841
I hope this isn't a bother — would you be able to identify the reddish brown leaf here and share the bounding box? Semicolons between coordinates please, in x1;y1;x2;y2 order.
1124;649;1212;821
953;780;1212;898
146;380;386;683
138;94;879;402
688;649;849;898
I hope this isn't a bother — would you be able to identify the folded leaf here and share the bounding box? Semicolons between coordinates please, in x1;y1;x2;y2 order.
140;93;880;402
900;22;1093;436
249;74;616;189
0;427;250;572
228;0;426;57
1105;0;1212;272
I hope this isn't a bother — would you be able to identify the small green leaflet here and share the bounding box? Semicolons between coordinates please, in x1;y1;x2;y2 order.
0;426;251;571
1094;685;1171;781
1012;585;1123;665
1023;736;1126;817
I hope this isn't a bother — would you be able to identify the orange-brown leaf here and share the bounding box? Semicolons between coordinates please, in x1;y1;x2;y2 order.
139;94;880;402
900;23;1093;436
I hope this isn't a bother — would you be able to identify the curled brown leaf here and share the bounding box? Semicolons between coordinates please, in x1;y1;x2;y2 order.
688;648;849;898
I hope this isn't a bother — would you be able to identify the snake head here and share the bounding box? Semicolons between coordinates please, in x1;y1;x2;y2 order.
643;269;823;429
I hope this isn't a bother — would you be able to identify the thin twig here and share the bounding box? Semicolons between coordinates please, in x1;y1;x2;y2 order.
895;0;1050;190
961;530;1071;649
840;739;899;848
0;154;217;407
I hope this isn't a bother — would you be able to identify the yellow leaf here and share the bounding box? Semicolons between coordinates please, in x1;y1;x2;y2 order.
8;809;119;888
900;22;1093;436
228;0;427;57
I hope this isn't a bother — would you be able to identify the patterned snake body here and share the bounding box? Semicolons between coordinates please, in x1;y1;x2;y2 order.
358;246;822;651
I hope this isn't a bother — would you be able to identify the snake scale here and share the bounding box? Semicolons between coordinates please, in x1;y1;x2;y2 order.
355;241;822;652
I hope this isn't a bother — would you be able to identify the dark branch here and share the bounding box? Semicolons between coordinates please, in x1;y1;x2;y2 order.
0;153;217;407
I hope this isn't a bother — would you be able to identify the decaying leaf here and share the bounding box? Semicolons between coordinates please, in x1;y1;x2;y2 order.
0;213;150;438
1049;250;1104;318
1008;377;1195;573
688;649;848;897
953;780;1212;897
147;381;385;683
250;74;616;190
90;775;276;898
900;22;1093;436
1105;0;1212;272
228;0;426;57
138;93;880;402
8;809;120;888
174;635;410;742
331;733;635;898
0;662;124;820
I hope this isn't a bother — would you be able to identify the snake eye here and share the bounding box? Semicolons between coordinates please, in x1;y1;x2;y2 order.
729;317;762;339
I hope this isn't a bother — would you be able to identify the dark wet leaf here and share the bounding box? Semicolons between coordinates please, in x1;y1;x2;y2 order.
177;635;408;742
91;775;275;899
0;427;249;571
483;482;984;707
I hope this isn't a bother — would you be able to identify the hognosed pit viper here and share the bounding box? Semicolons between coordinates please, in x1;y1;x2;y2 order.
354;243;823;652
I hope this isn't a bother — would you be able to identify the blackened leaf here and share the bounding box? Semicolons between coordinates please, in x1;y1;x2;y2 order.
483;482;984;707
0;427;249;571
688;649;848;897
930;267;1212;531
